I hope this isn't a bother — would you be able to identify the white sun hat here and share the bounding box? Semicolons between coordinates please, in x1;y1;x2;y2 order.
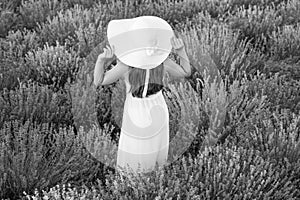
107;16;174;70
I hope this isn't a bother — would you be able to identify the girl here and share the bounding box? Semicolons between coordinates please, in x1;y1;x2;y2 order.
93;16;191;175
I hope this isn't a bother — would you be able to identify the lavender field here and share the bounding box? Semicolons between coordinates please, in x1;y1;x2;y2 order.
0;0;300;199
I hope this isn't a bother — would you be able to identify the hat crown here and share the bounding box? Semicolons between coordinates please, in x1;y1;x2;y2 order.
129;19;159;48
130;17;151;30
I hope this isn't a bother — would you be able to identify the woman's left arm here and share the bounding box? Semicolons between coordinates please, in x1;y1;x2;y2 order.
93;45;128;86
94;45;114;86
93;58;106;87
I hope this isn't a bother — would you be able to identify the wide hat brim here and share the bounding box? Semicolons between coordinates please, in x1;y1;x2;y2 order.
107;16;174;69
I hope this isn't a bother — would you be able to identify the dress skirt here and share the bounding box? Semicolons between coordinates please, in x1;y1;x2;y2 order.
116;89;169;175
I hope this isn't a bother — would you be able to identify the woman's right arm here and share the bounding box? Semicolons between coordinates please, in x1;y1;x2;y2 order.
174;47;191;77
164;37;191;79
164;57;190;78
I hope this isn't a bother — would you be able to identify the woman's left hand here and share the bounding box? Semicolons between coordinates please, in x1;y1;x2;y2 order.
97;45;115;62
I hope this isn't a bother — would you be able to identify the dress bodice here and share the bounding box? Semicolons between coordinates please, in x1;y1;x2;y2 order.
123;70;164;98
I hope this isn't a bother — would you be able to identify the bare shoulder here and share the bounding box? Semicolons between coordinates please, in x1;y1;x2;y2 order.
162;57;174;73
100;60;130;85
163;57;173;66
117;61;130;80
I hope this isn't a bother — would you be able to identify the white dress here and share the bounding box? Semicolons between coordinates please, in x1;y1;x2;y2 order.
116;69;169;175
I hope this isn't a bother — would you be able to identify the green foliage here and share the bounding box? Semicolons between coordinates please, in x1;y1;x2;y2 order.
181;23;265;84
225;72;300;159
228;3;281;47
0;8;19;38
0;0;99;37
36;4;106;48
0;120;105;200
25;42;81;90
263;58;300;82
4;28;40;58
236;107;300;164
225;0;288;10
0;29;39;91
23;144;300;199
276;0;300;26
244;72;300;113
19;0;66;30
0;82;73;130
227;0;300;57
103;0;225;24
0;0;300;199
35;0;229;52
75;21;105;58
269;24;300;60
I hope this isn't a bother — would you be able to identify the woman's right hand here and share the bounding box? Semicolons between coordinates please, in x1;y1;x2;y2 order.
97;44;115;62
171;36;185;51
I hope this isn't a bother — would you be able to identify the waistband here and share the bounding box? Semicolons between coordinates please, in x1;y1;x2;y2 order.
128;90;163;100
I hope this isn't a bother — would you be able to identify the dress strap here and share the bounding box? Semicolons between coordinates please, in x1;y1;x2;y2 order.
142;69;150;98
